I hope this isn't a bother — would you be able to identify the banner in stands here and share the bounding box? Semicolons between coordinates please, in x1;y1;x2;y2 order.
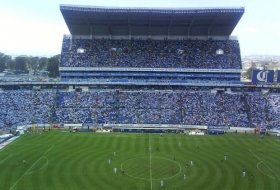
53;124;64;128
277;71;280;83
82;123;95;126
251;70;274;83
208;126;230;130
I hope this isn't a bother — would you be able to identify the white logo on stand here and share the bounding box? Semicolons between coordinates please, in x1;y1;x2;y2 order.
256;70;269;82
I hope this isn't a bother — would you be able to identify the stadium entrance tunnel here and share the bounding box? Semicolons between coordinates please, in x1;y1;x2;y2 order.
121;157;181;180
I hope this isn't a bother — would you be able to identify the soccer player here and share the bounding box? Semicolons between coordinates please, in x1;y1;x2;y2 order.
160;180;163;188
122;170;125;175
224;155;227;161
149;146;152;152
178;142;181;147
23;160;25;164
114;151;116;156
186;162;188;167
108;158;111;165
184;174;186;180
114;167;117;173
243;170;246;177
172;167;175;174
191;160;194;166
173;156;176;161
251;174;253;181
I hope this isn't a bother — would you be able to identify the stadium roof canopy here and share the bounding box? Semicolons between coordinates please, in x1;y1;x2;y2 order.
60;5;244;37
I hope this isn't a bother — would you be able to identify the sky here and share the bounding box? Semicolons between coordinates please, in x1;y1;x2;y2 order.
0;0;279;56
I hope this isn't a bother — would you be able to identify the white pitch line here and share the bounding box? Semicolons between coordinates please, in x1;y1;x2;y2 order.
0;154;12;164
248;149;280;180
9;145;54;190
149;133;153;190
120;156;182;181
256;162;279;180
26;156;49;175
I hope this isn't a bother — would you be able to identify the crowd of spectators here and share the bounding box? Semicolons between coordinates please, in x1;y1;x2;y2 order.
0;90;56;130
53;91;117;124
53;90;251;126
246;92;280;129
60;38;241;69
205;92;248;127
1;90;280;130
267;95;280;129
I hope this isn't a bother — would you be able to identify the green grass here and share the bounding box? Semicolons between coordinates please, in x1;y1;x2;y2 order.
1;131;280;190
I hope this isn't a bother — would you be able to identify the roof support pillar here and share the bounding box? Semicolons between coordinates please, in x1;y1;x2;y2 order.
167;27;170;40
188;15;195;39
90;26;93;40
106;12;112;39
128;14;131;40
148;14;151;39
168;14;173;40
208;27;211;39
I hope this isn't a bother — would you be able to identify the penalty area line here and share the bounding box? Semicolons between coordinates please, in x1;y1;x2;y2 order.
9;145;54;190
0;154;12;164
248;149;280;180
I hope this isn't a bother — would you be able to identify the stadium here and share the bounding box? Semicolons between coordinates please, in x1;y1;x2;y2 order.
1;4;280;190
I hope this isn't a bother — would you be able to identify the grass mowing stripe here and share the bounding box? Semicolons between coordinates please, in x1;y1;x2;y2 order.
193;138;222;190
221;138;240;190
231;139;250;190
149;133;153;190
9;145;54;190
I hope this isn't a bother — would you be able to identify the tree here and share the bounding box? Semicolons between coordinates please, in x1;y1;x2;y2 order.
47;55;60;77
38;57;48;70
244;66;255;80
28;56;39;72
0;52;10;71
15;56;28;71
6;58;15;70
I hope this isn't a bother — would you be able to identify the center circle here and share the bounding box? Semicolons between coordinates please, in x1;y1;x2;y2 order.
121;157;181;180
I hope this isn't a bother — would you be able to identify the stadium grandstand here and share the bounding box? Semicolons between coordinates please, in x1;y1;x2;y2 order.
1;4;280;133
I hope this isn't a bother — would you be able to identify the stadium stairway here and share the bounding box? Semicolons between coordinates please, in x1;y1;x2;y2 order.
50;91;59;124
242;93;253;127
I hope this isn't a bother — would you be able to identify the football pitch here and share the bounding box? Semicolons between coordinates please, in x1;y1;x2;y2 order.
0;131;280;190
